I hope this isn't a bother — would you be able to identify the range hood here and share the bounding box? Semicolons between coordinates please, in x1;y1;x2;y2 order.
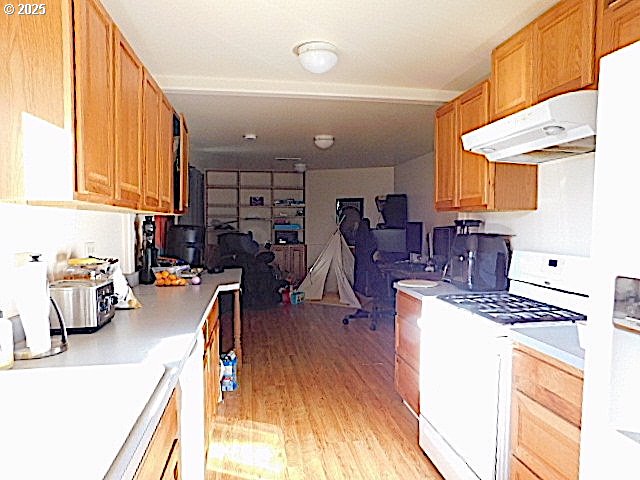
461;90;598;164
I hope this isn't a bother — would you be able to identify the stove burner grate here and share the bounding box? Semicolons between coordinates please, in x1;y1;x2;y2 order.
438;292;587;324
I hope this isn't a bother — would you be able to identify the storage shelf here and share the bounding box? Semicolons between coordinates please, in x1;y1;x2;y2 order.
238;184;273;189
207;203;238;208
206;169;305;245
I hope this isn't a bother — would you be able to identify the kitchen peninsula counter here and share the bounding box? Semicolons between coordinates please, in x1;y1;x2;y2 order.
0;269;241;480
15;268;241;369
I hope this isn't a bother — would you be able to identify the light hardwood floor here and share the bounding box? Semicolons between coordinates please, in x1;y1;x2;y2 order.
207;302;443;480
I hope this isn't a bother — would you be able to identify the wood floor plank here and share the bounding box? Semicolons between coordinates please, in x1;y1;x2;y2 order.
207;303;442;479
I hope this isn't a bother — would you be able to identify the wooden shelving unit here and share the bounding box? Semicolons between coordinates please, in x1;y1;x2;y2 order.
205;170;305;247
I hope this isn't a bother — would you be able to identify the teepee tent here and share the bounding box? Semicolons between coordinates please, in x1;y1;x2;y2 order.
297;229;361;308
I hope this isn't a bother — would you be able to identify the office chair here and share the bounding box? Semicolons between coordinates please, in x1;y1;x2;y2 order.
216;232;286;308
375;194;407;229
342;218;394;330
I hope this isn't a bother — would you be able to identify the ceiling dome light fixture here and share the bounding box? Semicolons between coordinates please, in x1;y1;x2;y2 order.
242;133;257;141
295;41;338;74
314;134;335;150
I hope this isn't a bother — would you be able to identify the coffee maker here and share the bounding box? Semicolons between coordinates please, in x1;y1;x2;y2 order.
140;216;158;284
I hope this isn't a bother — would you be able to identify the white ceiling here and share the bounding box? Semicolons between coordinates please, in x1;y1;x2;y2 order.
100;0;558;170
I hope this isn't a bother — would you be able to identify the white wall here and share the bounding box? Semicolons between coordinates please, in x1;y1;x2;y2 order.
394;152;457;254
459;153;595;256
306;167;394;291
0;204;135;317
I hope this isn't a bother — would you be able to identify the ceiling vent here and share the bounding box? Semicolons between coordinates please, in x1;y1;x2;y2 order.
275;157;302;162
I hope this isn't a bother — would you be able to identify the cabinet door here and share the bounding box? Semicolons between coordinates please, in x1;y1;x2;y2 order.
597;0;640;58
1;1;73;200
290;245;307;283
511;391;580;480
271;245;288;274
161;439;181;480
134;388;180;480
142;72;161;211
395;355;419;415
174;115;190;213
491;25;533;120
113;29;143;209
533;0;596;102
434;102;458;211
458;81;491;209
159;95;174;213
73;0;114;201
510;457;540;480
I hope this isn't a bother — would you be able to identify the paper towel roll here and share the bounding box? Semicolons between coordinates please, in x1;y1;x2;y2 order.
15;256;51;355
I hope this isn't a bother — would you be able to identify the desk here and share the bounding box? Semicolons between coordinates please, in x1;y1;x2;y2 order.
377;261;442;282
376;262;442;304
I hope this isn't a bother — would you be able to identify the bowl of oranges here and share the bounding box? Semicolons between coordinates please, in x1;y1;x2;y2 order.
154;269;188;287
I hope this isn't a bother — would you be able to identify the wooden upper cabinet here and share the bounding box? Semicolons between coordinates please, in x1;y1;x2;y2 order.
533;0;596;102
434;102;458;210
434;81;537;213
73;0;115;201
142;72;161;211
458;81;491;209
597;0;640;59
491;26;533;121
113;29;143;209
159;96;174;213
1;0;74;201
175;114;190;213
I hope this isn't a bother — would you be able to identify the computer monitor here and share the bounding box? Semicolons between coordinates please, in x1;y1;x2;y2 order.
406;222;423;254
371;228;409;262
371;228;406;254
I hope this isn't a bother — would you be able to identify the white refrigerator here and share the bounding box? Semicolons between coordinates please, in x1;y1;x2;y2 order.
580;40;640;479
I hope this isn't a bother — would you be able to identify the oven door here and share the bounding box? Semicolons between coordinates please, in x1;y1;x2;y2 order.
419;300;505;480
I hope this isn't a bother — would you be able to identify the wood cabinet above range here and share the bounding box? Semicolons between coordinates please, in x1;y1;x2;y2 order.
434;81;538;213
491;0;597;121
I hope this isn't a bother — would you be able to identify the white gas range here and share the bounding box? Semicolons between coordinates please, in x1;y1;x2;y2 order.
417;250;589;480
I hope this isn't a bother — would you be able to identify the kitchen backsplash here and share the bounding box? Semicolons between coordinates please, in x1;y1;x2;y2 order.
0;203;135;317
459;153;595;257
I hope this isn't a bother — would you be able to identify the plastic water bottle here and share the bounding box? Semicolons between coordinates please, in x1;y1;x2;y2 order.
221;351;238;391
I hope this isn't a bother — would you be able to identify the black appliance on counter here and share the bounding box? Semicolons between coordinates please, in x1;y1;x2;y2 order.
443;233;510;291
165;225;205;266
140;216;158;285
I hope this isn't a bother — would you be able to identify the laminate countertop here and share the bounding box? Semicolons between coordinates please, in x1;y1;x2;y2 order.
0;269;241;480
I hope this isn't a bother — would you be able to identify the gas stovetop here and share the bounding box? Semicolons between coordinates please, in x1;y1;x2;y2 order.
437;292;587;324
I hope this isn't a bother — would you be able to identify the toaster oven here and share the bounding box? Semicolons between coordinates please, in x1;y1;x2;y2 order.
49;279;117;333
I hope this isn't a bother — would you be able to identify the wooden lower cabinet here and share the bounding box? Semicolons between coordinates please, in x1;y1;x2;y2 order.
394;291;421;415
134;387;181;480
511;457;540;480
271;245;307;284
203;299;221;461
510;345;583;480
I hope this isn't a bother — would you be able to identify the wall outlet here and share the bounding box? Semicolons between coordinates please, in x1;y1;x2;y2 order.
84;242;96;257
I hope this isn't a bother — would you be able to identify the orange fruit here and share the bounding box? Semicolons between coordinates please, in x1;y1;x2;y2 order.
156;279;165;286
171;279;180;286
161;270;170;278
154;272;162;280
168;274;177;281
179;278;187;286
